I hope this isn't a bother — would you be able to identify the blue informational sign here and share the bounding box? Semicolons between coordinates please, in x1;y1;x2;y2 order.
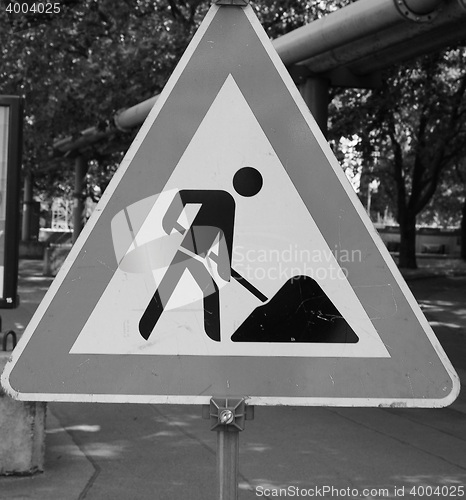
0;96;22;308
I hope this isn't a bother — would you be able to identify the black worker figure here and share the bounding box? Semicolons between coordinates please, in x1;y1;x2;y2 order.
139;166;264;342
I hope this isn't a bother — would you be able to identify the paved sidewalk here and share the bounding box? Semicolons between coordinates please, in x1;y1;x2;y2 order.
399;257;466;280
0;260;465;500
0;260;93;500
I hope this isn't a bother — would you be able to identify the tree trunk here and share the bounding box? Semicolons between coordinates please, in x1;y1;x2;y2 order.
461;196;466;261
398;211;417;269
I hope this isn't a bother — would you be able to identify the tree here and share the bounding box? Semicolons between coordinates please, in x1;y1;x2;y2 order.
458;165;466;261
419;159;466;260
1;0;349;207
330;47;466;268
418;163;465;229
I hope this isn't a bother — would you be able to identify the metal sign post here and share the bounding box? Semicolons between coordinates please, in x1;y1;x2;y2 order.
203;398;254;499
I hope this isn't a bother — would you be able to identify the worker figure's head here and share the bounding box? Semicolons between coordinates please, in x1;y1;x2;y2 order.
233;166;263;197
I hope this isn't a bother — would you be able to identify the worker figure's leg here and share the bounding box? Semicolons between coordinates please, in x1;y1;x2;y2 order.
139;251;190;340
139;251;220;341
185;258;220;342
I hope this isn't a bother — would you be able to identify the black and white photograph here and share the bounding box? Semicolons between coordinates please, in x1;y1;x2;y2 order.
0;1;465;498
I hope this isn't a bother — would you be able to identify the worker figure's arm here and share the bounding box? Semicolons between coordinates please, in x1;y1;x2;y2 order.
209;233;231;282
162;191;186;235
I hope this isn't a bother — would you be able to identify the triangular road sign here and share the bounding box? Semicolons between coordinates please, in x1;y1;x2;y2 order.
2;4;459;407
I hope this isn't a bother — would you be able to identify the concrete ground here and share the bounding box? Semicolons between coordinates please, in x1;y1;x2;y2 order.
0;259;465;499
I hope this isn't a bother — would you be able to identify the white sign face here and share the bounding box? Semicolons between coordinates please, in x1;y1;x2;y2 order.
70;76;389;359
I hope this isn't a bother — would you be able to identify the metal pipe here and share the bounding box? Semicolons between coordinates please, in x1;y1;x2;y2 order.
111;0;444;134
301;0;465;75
54;96;160;153
53;0;456;154
299;23;431;74
404;0;445;14
348;0;466;75
273;0;443;68
54;127;110;154
114;95;159;131
349;18;466;75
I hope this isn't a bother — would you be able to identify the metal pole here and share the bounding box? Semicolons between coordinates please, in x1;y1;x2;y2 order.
72;155;88;244
203;398;254;500
217;427;239;500
21;172;33;242
300;76;329;137
367;183;372;216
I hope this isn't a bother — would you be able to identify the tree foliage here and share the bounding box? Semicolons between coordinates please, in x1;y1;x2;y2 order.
0;0;348;202
330;47;466;267
2;0;465;266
